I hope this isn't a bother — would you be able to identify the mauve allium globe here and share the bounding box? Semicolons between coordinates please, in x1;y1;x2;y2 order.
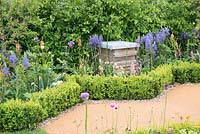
164;84;169;90
80;92;89;100
110;103;118;110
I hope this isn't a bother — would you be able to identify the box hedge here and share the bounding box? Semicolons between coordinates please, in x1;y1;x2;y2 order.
31;82;81;117
172;61;200;83
0;82;80;131
67;63;174;100
0;100;45;131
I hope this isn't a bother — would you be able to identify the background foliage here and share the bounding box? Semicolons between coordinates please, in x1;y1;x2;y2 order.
0;0;199;66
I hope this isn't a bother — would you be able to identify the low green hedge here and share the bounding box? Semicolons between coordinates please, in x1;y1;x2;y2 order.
0;100;45;131
1;62;200;132
172;61;200;84
31;82;81;117
0;82;80;131
65;63;174;100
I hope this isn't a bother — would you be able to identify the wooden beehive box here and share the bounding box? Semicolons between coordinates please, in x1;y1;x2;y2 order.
99;41;140;74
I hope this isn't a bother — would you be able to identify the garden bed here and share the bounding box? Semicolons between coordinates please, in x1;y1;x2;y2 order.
1;61;200;132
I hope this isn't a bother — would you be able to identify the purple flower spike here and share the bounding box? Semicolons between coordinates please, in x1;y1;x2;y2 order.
143;32;154;49
68;41;75;47
22;54;30;69
80;92;89;100
89;35;103;47
9;52;18;66
164;84;169;90
2;65;10;76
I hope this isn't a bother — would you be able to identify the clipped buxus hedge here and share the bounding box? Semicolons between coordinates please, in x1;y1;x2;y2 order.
0;82;80;132
31;82;81;117
0;100;45;131
172;61;200;84
65;64;174;100
1;61;200;132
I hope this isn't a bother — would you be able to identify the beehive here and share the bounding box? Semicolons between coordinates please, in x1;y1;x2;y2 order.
99;41;140;74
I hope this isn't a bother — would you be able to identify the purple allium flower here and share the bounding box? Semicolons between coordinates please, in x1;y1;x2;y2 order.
164;84;169;90
9;52;18;66
2;65;10;76
68;41;75;47
110;103;118;110
89;35;103;47
180;32;190;40
80;92;89;100
110;103;116;108
22;54;30;69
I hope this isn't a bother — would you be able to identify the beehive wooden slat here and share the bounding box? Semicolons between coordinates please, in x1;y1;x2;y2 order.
98;41;140;74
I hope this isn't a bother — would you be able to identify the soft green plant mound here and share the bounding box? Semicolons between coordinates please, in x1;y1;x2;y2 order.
0;82;80;131
31;82;81;117
0;100;45;131
172;61;200;83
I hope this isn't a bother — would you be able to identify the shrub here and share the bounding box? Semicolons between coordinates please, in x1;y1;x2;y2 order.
31;82;81;117
172;61;200;83
0;100;46;131
70;63;174;100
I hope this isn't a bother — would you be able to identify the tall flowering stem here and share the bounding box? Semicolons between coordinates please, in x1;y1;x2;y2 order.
85;100;88;134
163;84;169;127
80;92;89;134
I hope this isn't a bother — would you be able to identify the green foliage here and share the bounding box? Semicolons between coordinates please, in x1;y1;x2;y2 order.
0;100;46;131
1;129;46;134
172;61;200;83
0;0;199;70
31;82;81;117
134;122;200;134
0;81;80;131
0;0;41;49
69;63;174;100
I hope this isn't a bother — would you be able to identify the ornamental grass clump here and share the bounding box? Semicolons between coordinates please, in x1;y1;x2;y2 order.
80;92;90;134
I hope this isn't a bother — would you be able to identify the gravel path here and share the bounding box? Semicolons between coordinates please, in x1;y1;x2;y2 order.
41;84;200;134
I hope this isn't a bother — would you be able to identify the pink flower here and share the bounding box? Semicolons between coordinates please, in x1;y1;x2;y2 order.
110;103;118;110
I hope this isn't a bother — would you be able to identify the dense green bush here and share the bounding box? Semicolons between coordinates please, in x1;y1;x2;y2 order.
0;100;46;131
172;61;200;83
31;82;81;117
66;62;200;100
65;64;174;100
